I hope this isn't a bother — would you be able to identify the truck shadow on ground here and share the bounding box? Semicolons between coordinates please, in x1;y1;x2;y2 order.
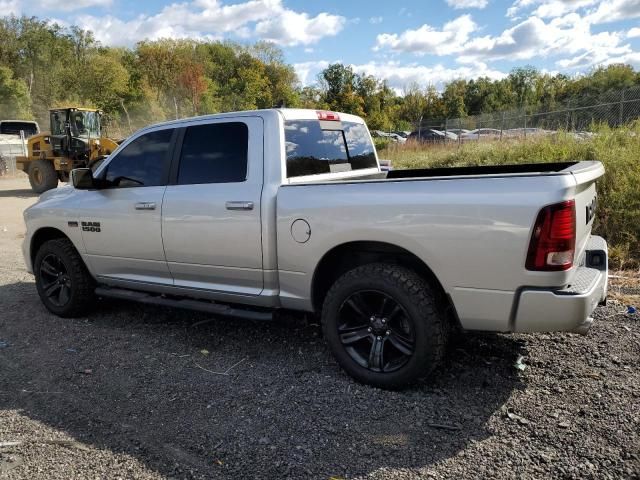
0;188;38;199
0;281;524;479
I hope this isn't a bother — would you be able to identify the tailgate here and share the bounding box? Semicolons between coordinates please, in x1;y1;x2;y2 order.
567;161;605;263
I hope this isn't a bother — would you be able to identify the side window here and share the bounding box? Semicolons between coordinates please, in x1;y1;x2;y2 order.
177;122;248;185
104;129;173;188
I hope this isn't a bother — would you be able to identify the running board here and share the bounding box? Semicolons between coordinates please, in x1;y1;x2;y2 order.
95;287;273;321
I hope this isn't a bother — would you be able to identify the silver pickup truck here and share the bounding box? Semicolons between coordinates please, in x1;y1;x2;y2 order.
22;108;608;388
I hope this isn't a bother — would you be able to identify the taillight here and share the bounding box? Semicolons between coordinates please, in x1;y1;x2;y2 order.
526;200;576;271
316;110;340;121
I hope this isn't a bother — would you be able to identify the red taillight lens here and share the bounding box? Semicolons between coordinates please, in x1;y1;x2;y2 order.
316;110;340;121
526;200;576;271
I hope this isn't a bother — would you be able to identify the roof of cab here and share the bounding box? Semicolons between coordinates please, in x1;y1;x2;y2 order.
276;108;365;124
49;107;100;112
138;108;366;134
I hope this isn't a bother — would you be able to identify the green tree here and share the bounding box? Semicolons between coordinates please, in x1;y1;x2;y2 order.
442;80;467;119
0;66;31;118
319;63;364;116
508;66;540;109
79;51;130;113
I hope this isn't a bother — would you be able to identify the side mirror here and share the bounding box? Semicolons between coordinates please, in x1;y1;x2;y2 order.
71;168;95;189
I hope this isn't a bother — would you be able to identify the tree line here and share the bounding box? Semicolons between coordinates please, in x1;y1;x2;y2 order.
1;15;640;136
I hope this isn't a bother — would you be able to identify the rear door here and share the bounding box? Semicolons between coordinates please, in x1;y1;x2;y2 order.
79;127;176;284
161;117;264;295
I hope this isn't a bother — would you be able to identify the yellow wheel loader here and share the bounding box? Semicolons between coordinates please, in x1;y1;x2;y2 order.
16;108;119;193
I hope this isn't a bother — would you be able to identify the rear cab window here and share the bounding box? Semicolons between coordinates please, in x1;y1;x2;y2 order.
0;121;39;137
284;113;378;180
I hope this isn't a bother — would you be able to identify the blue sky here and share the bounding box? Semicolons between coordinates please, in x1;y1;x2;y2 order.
3;0;640;90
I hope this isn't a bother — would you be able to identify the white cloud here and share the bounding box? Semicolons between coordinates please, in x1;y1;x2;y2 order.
507;0;597;19
557;49;640;68
293;59;507;91
293;60;331;85
74;0;345;46
446;0;489;9
628;27;640;38
506;0;640;23
351;61;507;92
0;0;21;15
586;0;640;24
34;0;112;11
255;10;345;46
1;0;111;12
369;16;383;24
375;15;477;55
376;11;637;72
465;14;631;67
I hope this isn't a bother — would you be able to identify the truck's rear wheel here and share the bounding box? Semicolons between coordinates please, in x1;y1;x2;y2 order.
321;263;447;389
34;238;95;317
28;159;58;193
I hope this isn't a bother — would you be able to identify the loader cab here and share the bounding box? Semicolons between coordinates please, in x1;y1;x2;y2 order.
49;108;102;159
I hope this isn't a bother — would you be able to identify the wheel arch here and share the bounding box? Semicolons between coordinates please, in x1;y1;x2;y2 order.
311;240;456;320
30;227;71;265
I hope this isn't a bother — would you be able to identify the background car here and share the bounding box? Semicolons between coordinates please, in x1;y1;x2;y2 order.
459;128;502;141
409;129;458;143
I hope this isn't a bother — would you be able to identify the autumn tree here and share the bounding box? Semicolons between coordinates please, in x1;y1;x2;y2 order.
179;61;207;115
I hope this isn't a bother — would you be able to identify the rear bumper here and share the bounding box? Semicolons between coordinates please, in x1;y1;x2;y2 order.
513;236;608;334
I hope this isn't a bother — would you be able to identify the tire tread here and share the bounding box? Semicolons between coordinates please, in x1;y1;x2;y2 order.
35;238;94;317
321;262;448;389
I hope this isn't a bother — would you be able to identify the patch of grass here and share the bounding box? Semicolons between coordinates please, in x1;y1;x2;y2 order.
382;123;640;269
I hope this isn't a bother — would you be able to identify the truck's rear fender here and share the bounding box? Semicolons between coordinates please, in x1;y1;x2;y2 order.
310;241;456;321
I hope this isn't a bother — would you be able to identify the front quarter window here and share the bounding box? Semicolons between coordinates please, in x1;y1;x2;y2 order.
103;129;173;188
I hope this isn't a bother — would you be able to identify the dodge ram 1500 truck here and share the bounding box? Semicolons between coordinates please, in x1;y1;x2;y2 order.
22;108;608;388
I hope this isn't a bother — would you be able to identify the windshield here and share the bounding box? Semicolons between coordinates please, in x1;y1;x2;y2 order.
284;120;377;178
70;111;100;138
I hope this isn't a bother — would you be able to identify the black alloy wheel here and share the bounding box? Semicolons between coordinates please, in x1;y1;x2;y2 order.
337;290;416;373
321;263;447;389
39;253;72;307
34;238;95;317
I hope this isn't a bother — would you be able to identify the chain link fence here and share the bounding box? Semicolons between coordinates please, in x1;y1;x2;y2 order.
411;85;640;143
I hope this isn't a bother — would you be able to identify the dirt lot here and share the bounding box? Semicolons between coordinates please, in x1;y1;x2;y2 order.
0;175;639;479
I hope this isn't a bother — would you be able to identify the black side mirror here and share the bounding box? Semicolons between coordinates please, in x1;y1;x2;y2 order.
71;168;95;189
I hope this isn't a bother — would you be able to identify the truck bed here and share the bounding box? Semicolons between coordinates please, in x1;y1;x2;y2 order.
385;161;578;179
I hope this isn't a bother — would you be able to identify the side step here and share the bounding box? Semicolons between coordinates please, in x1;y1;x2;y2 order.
95;287;273;321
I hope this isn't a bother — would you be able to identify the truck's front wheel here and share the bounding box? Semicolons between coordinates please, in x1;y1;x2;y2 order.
28;160;58;194
322;263;447;389
34;238;95;317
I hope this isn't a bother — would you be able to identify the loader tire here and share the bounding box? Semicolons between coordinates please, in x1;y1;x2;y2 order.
29;159;58;194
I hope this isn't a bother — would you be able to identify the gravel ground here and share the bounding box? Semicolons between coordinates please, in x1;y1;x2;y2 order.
0;176;639;479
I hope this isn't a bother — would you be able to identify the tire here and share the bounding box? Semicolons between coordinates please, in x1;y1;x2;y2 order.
28;159;58;194
321;263;447;389
34;238;95;317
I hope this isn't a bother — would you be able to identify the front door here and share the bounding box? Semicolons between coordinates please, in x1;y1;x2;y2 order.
79;127;176;285
161;117;264;295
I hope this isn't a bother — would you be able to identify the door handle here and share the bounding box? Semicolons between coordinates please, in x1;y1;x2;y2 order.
135;202;156;210
225;201;254;211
